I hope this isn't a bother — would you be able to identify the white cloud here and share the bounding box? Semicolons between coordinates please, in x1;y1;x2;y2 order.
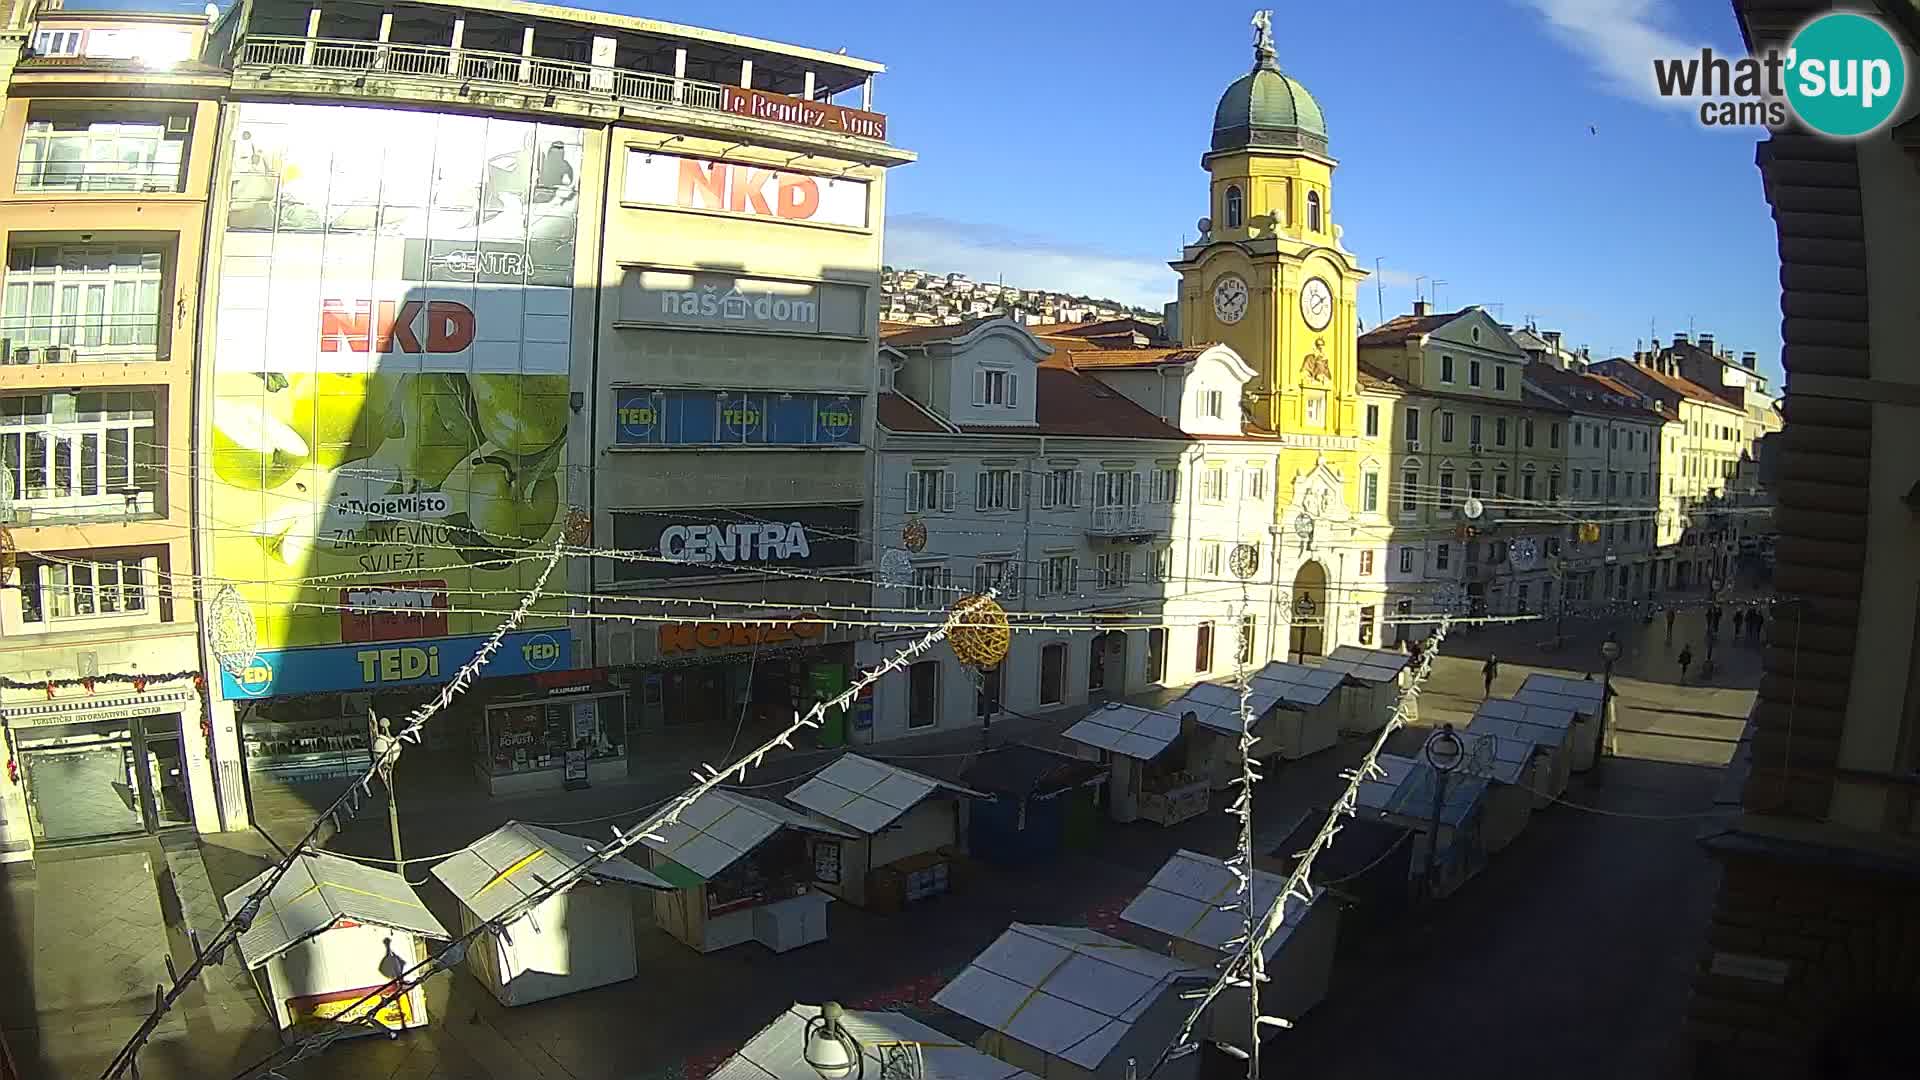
884;214;1176;310
1518;0;1708;108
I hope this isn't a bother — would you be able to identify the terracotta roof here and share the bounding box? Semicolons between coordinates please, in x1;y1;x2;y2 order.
1520;387;1572;414
876;391;950;434
1357;310;1470;346
1357;361;1415;392
1045;346;1203;371
1590;358;1743;411
1006;369;1186;440
881;317;1006;347
1522;363;1662;420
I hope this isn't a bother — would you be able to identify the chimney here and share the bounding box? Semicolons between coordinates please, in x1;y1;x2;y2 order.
1544;330;1562;351
1673;332;1688;346
1698;333;1714;352
1741;350;1757;368
1412;299;1430;317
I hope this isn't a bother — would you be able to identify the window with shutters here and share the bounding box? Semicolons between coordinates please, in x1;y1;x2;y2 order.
1522;471;1535;500
976;367;1016;407
19;555;155;623
1495;472;1509;498
1150;466;1180;503
1401;469;1418;512
1573;424;1583;447
1149;546;1172;582
1405;407;1421;443
1359;549;1374;575
1495;417;1508;447
975;468;1021;511
905;468;950;513
1439;469;1454;502
1200;466;1227;503
1196;621;1215;673
1041;467;1079;508
1495;366;1507;391
1362;470;1379;513
1200;389;1224;418
1441;411;1455;443
1436;543;1451;570
1200;542;1223;578
1304;394;1325;426
1469;470;1484;496
1365;403;1381;437
1470;415;1483;446
1094;469;1138;508
1469;359;1483;386
1549;471;1562;501
1440;356;1455;383
910;563;951;607
1398;547;1413;573
1571;469;1583;494
1096;550;1132;590
1040;553;1077;597
973;555;1017;597
1244;467;1266;500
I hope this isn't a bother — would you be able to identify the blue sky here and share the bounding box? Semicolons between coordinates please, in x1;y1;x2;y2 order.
616;0;1785;382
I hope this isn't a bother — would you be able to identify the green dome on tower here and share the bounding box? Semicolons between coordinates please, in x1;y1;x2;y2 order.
1211;27;1327;155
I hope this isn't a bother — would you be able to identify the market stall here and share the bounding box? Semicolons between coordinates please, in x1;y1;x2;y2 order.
934;923;1210;1080
1467;697;1578;806
959;744;1107;867
1264;811;1415;932
1355;754;1490;899
639;789;857;955
1062;703;1208;826
1514;674;1608;773
431;821;672;1006
1175;662;1347;790
1458;730;1541;854
783;754;984;911
224;850;449;1038
1317;646;1412;735
1120;850;1338;1048
717;1002;1036;1080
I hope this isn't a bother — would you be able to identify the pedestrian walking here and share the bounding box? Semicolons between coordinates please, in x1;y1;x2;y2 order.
1732;608;1746;640
1750;607;1766;645
1678;644;1694;684
1482;654;1500;699
1665;606;1676;644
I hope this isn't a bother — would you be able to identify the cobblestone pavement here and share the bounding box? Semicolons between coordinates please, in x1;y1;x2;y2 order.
3;611;1749;1079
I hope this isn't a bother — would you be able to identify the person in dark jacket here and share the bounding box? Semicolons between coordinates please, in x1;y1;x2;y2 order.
1678;644;1695;684
1749;607;1766;645
1482;655;1500;698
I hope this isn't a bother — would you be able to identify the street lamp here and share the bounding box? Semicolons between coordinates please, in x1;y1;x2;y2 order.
1422;724;1465;896
1293;592;1317;663
1596;637;1621;783
804;1002;862;1080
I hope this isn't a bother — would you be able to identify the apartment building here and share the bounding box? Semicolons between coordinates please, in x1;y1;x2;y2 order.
1689;1;1920;1073
194;0;910;830
1592;351;1750;591
1359;304;1565;622
0;2;224;857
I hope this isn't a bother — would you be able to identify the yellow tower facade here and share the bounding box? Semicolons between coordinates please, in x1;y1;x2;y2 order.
1170;13;1388;653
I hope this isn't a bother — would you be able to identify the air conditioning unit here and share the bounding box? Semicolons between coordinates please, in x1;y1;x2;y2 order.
44;346;74;364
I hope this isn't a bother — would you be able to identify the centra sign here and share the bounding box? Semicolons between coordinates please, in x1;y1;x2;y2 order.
660;522;811;565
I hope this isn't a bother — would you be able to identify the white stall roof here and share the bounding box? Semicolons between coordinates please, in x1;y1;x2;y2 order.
224;850;449;969
1393;766;1490;828
1356;754;1419;813
640;790;857;881
1062;703;1183;760
1121;850;1319;962
1476;696;1578;736
935;924;1208;1071
712;1003;1035;1080
1515;674;1606;718
1321;645;1412;685
786;754;985;835
433;821;672;922
1169;681;1250;736
1249;660;1347;709
1463;730;1540;787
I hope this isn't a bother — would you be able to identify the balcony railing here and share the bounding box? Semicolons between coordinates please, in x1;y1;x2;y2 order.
236;36;884;140
0;321;164;364
1087;505;1148;537
14;160;186;195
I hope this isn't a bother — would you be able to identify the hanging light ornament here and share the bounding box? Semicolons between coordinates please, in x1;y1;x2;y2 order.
563;507;593;547
902;517;928;554
207;584;260;679
947;593;1010;670
1229;543;1261;581
877;548;914;588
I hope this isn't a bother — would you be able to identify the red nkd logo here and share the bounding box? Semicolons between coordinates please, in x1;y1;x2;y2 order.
319;299;476;353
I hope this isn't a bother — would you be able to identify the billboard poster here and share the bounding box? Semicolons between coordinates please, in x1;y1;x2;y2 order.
208;102;583;696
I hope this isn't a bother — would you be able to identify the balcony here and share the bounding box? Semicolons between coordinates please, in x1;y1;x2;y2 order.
236;36;891;145
14;158;186;196
1087;505;1160;539
0;318;164;366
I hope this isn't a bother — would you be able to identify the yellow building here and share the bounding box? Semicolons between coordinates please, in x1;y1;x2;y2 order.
0;3;227;857
1169;16;1386;653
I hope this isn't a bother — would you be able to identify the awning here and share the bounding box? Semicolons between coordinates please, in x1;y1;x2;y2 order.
2;688;198;728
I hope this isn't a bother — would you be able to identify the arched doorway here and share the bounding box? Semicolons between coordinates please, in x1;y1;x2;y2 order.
1088;631;1126;701
1289;560;1329;661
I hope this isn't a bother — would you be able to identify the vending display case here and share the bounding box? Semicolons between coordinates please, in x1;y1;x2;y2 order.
475;691;628;795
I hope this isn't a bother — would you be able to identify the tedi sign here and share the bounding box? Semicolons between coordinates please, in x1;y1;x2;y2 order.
659;522;813;565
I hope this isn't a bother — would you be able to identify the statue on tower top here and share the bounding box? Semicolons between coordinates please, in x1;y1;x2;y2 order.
1251;9;1278;69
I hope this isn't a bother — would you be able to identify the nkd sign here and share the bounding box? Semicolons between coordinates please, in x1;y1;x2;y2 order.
611;504;859;581
320;299;475;354
623;151;869;229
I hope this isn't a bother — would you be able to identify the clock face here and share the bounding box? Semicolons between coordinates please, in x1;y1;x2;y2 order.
1212;275;1249;325
1300;278;1334;330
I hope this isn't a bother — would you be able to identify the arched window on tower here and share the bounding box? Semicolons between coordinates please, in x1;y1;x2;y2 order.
1306;190;1323;232
1224;185;1244;229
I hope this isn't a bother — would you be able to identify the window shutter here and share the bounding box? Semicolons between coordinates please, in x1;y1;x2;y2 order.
905;474;921;514
975;471;989;511
1010;471;1023;510
943;567;953;592
1070;558;1081;592
1075;469;1086;508
1007;373;1019;408
973;369;987;406
1130;471;1142;507
941;469;955;512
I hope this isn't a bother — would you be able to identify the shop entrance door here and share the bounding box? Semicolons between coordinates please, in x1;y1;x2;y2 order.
18;714;191;846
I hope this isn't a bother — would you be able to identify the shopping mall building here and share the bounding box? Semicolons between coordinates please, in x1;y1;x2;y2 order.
0;0;908;853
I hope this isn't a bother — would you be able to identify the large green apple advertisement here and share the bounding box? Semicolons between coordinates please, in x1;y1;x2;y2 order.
209;103;581;691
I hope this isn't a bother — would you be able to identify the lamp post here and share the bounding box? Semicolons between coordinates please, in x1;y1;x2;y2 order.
1293;593;1316;663
1422;724;1465;897
1596;637;1621;784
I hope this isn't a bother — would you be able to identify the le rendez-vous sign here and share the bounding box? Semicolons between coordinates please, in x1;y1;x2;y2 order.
719;86;887;142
